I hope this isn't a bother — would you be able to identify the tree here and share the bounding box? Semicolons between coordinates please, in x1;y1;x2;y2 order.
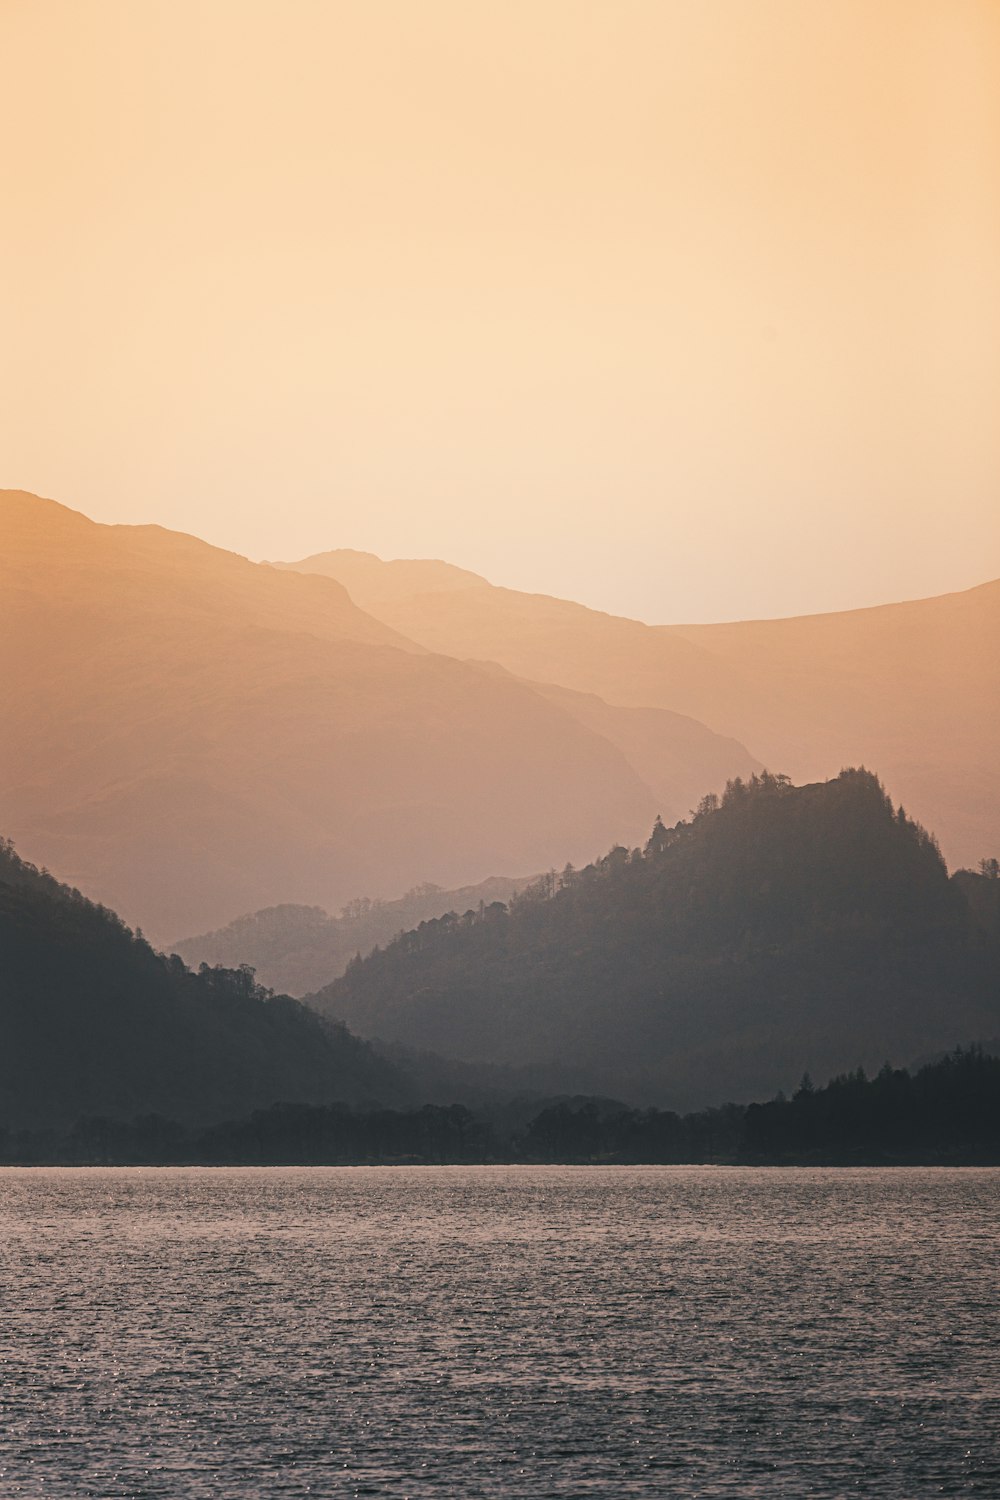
645;815;670;856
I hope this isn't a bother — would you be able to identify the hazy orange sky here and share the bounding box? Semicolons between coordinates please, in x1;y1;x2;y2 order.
2;0;998;622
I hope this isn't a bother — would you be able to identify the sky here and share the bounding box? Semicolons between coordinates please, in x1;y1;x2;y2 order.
2;0;998;623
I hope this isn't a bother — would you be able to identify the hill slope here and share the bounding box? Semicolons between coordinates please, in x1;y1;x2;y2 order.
282;549;1000;869
173;873;538;996
310;771;1000;1109
3;490;748;939
0;837;405;1129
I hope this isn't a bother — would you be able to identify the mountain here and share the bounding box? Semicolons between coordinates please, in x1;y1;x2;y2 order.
280;549;1000;869
0;835;405;1130
309;770;1000;1109
173;873;538;996
482;669;761;824
278;548;744;728
278;547;489;605
2;490;756;941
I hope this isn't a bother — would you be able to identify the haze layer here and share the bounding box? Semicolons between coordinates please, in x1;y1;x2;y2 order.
2;491;753;938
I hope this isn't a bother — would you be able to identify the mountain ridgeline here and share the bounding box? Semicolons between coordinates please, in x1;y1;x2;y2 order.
0;838;405;1129
310;771;1000;1109
1;491;756;942
282;548;1000;873
7;491;997;943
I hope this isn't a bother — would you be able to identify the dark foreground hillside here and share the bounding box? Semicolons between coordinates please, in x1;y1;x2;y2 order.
0;839;405;1128
311;770;1000;1108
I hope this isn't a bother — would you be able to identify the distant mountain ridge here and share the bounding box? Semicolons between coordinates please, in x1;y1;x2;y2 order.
174;873;538;996
281;548;1000;870
7;488;997;947
3;490;758;939
310;770;1000;1109
277;547;489;602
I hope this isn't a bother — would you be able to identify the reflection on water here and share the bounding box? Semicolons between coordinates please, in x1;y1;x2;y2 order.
0;1166;997;1497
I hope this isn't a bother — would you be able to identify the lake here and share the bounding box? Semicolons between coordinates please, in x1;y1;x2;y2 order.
0;1166;997;1497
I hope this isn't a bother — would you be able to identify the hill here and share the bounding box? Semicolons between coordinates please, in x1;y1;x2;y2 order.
281;549;1000;869
0;836;405;1129
173;874;538;996
2;491;757;940
310;770;1000;1109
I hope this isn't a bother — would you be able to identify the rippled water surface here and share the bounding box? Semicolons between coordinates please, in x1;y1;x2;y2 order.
0;1166;998;1497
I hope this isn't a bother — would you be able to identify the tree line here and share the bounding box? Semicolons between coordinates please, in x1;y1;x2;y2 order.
3;1046;996;1166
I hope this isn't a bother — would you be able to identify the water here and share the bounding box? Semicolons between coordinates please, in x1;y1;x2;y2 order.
0;1167;997;1498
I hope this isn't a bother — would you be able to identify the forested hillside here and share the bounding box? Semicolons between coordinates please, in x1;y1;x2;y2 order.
174;874;536;996
312;771;1000;1108
0;838;405;1128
